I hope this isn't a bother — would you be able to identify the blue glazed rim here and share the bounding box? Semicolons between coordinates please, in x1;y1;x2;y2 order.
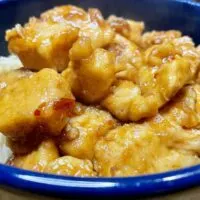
0;163;200;197
0;0;199;5
0;0;200;197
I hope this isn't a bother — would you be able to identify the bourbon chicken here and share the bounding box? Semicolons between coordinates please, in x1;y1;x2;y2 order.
6;5;114;72
0;4;199;177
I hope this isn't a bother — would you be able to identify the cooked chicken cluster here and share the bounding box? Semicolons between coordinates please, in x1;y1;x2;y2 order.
1;5;200;177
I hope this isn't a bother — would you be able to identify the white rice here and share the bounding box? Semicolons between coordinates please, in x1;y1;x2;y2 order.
0;55;22;164
0;55;23;72
0;133;12;164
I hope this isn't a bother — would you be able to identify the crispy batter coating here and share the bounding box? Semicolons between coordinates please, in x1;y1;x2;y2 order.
94;124;200;177
94;84;200;177
6;5;114;72
102;57;194;121
102;80;158;121
3;4;200;177
71;48;116;103
108;15;144;46
45;156;96;177
148;84;200;154
102;35;200;121
42;6;114;52
12;139;59;172
107;34;140;80
162;84;200;129
59;103;117;160
6;19;79;72
150;114;200;155
141;30;182;49
0;69;74;137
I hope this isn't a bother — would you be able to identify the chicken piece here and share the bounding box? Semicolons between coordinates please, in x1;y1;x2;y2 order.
102;36;199;121
152;149;200;173
59;103;117;160
12;139;59;172
107;34;155;93
102;57;193;121
102;81;158;121
6;5;114;71
148;84;200;154
6;18;79;72
108;15;144;46
173;36;200;76
149;113;200;154
162;84;200;129
107;34;141;81
0;69;33;92
42;6;114;56
94;124;200;177
45;156;96;177
141;30;182;49
71;48;115;103
142;37;200;91
0;68;75;138
40;5;88;24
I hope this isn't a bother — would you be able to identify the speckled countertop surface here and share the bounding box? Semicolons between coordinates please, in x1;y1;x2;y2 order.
1;186;200;200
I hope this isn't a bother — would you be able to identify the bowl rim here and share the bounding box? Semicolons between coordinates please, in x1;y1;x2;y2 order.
0;163;200;196
0;0;199;5
1;0;200;197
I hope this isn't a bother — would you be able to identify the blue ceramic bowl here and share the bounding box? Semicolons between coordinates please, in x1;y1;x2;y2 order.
0;0;200;198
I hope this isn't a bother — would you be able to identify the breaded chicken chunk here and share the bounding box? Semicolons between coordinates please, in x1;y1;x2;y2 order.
59;103;117;160
3;4;200;177
107;34;140;81
102;56;193;121
95;86;200;176
102;36;200;121
141;30;182;49
162;84;200;129
12;139;96;177
102;80;158;121
45;156;96;177
6;5;114;72
148;84;200;154
149;113;200;155
0;68;75;138
41;6;114;54
6;19;79;72
108;15;144;46
94;124;200;177
12;139;59;172
71;48;116;103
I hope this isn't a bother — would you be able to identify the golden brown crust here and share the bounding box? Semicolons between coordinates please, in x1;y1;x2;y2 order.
59;103;118;160
0;69;74;138
6;5;114;72
3;4;200;177
45;156;96;177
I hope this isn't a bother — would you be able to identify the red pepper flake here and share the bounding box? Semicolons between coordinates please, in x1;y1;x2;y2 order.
34;102;47;117
34;109;41;116
53;98;75;111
